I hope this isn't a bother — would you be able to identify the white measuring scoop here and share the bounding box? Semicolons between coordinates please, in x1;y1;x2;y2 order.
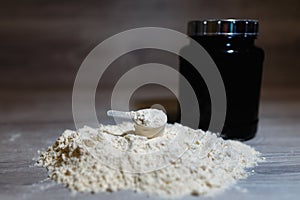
107;108;167;138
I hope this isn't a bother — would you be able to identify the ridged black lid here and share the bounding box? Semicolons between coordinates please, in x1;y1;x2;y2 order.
188;19;259;37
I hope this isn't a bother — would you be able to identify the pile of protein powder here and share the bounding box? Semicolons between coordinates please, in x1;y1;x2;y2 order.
37;110;262;198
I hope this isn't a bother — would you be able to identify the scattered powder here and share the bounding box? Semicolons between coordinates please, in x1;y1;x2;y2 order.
8;133;21;142
36;122;262;198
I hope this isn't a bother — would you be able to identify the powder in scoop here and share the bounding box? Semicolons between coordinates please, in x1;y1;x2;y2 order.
133;108;167;127
36;122;262;198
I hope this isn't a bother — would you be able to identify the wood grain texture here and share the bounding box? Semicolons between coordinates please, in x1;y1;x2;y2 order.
0;0;299;89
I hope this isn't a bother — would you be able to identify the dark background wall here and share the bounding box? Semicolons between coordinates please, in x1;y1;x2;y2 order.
0;0;299;90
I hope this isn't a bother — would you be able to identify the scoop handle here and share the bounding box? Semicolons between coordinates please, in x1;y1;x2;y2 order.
107;110;133;119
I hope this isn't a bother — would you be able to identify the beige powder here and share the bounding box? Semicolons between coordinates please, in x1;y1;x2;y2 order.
133;109;167;127
36;122;262;198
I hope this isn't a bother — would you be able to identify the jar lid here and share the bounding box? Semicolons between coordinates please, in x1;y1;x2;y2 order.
188;19;259;37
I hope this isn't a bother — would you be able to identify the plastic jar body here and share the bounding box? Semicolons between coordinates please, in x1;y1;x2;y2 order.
179;36;264;140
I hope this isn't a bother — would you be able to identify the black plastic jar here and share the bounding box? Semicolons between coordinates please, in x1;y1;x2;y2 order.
179;19;264;140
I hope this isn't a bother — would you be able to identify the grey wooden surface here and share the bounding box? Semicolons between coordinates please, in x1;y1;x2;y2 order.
0;88;300;200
